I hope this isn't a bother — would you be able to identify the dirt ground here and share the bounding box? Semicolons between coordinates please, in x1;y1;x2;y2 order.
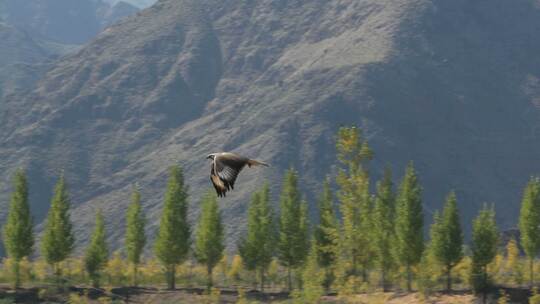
0;286;531;303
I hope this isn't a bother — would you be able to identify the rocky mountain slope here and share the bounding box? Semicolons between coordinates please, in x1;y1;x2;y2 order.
1;0;540;251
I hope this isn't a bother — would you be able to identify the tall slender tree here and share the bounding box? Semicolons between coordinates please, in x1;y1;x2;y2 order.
314;179;339;292
125;186;146;286
154;165;190;290
2;169;34;288
41;173;75;286
84;210;108;288
519;177;540;287
296;241;325;303
277;168;309;291
238;184;276;291
372;167;395;291
194;190;224;289
394;162;424;291
335;126;374;281
470;205;498;300
430;192;463;291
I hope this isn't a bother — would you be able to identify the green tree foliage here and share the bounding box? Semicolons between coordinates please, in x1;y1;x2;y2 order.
293;241;324;304
238;184;276;291
519;177;540;287
470;206;498;296
335;127;374;282
194;190;224;289
314;179;339;292
430;192;463;291
125;186;146;286
277;168;309;291
154;165;190;290
84;210;108;288
41;173;75;285
394;162;424;291
2;169;34;288
372;168;395;291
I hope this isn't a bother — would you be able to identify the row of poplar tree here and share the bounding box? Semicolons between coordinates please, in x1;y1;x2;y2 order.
3;126;540;297
2;165;225;290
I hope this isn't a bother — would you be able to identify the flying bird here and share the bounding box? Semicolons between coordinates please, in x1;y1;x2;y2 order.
206;152;269;197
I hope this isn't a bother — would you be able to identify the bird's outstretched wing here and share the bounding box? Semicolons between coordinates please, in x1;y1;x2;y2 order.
214;153;249;191
210;152;269;197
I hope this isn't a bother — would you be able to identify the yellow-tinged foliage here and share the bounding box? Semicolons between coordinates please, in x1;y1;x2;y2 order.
1;257;32;284
336;276;364;301
201;287;221;304
228;255;244;282
217;254;229;283
236;288;248;304
32;259;49;281
68;293;89;304
504;238;524;285
59;257;86;282
138;258;162;284
267;258;280;286
497;290;509;304
105;250;127;285
530;287;540;304
488;253;504;283
454;256;472;286
98;297;112;304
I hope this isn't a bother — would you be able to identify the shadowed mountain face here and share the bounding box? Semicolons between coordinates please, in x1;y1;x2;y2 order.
0;23;52;96
1;0;540;251
0;0;139;99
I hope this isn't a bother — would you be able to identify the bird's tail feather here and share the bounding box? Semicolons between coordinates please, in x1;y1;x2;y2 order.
247;159;270;167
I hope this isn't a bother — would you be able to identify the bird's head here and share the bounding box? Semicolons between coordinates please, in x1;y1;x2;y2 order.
206;153;216;160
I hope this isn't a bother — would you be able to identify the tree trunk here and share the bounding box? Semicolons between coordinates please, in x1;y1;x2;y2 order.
351;253;357;277
133;264;138;287
482;265;487;304
287;266;292;292
361;266;368;282
325;268;332;294
13;259;21;289
260;268;265;292
167;264;176;290
207;265;213;290
531;258;535;288
406;263;412;292
92;273;100;288
171;265;176;290
381;267;387;292
55;263;62;287
446;264;452;292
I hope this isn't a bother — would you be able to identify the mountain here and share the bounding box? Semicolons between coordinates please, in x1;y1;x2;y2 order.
98;1;140;27
0;0;139;102
103;0;157;9
0;22;61;97
2;0;138;44
1;0;540;251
